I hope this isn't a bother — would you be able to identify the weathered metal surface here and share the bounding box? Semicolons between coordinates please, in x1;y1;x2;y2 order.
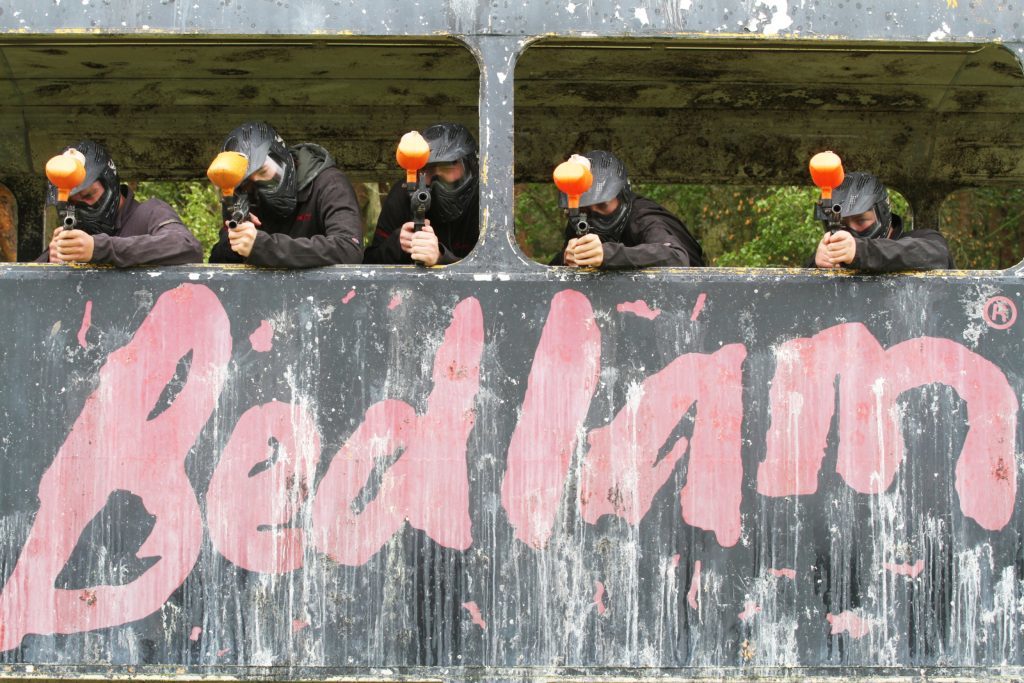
0;183;15;261
0;1;1024;681
0;264;1023;682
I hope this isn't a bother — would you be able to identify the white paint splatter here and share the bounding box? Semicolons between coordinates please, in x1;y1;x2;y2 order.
497;72;507;84
761;0;793;35
678;0;693;9
566;2;577;12
634;7;650;25
928;22;951;41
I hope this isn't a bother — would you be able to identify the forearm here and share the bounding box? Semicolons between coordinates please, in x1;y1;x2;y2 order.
852;234;951;272
602;242;692;269
363;227;408;264
247;231;363;267
93;228;203;267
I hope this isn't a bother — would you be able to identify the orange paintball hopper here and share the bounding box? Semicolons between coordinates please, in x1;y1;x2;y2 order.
207;151;250;197
396;131;431;184
809;151;845;200
553;154;594;209
45;151;86;202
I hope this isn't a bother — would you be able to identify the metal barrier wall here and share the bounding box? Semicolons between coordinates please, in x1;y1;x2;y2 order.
2;1;1024;681
0;264;1022;681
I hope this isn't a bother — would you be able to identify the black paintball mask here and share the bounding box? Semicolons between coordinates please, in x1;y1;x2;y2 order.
814;170;893;239
221;121;298;218
558;150;633;242
46;140;121;236
423;123;478;223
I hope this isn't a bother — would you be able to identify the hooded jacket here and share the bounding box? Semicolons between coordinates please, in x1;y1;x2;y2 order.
551;196;705;269
210;143;364;267
36;186;202;266
805;215;954;272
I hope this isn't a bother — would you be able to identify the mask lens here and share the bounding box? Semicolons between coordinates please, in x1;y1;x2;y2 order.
256;157;284;189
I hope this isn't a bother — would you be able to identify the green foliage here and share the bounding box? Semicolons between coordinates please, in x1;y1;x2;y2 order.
714;187;822;267
940;188;1024;270
514;184;563;263
135;179;221;261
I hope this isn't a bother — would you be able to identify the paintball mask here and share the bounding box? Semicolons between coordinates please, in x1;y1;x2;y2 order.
221;121;298;218
423;123;478;223
814;171;892;239
46;140;121;236
558;149;633;242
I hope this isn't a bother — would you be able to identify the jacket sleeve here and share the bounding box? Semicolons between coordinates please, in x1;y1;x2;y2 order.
362;183;413;265
850;229;952;272
247;169;364;268
91;220;203;267
601;213;699;269
209;226;244;264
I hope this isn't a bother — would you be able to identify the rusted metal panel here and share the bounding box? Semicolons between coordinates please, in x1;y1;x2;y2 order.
0;265;1022;680
0;183;15;262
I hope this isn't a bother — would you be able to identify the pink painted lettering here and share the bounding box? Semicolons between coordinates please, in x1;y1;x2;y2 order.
827;610;873;639
310;297;483;565
594;580;608;615
77;300;92;348
207;400;321;573
249;320;274;352
578;344;747;547
462;601;488;630
884;560;925;578
616;299;660;320
687;560;702;610
502;290;601;547
757;322;1017;531
0;284;230;651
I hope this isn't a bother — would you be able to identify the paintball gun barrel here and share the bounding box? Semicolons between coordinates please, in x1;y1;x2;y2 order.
207;151;251;229
553;154;594;237
809;150;845;233
45;150;87;231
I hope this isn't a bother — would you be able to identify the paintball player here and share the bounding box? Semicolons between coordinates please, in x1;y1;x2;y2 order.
37;141;202;266
208;121;363;267
363;122;479;266
809;171;953;271
552;150;704;269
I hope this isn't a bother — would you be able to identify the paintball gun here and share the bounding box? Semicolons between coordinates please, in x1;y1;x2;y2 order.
809;150;845;234
396;130;432;232
45;150;87;231
553;154;594;237
396;131;432;265
207;151;251;229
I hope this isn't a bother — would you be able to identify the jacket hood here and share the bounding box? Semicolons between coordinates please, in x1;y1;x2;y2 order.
291;143;336;194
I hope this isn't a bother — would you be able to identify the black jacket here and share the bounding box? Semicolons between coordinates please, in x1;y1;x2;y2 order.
36;186;202;266
363;181;479;265
805;216;954;272
551;196;705;268
210;144;363;268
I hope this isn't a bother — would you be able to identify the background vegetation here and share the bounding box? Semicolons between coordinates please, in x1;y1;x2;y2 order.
134;179;1024;269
